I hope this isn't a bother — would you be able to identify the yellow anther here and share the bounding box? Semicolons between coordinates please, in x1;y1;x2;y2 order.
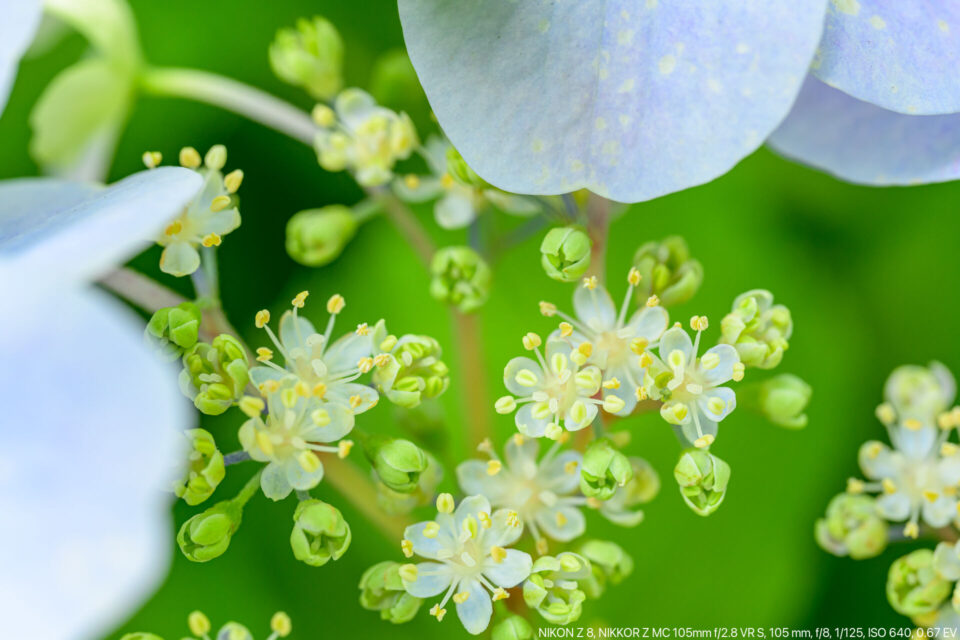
943;443;959;457
700;352;720;370
903;418;923;431
201;233;222;247
582;276;598;290
479;511;492;528
373;353;391;368
255;430;275;457
555;511;568;527
261;379;280;394
270;612;292;637
337;440;353;458
558;322;574;337
398;563;418;582
560;555;582;572
312;382;327;399
522;332;542;350
221;169;244;194
544;423;563;440
179;146;202;169
539;301;557;317
292;290;309;308
669;403;689;422
694;434;715;448
564;460;579;474
904;522;919;539
204;145;227;171
294;380;311;397
846;478;865;494
938;412;955;430
487;460;503;476
646;295;660;307
436;493;455;514
586;497;603;509
142;151;162;169
311;408;330;426
453;591;470;605
512;433;525;447
327;294;346;314
256;347;274;362
630;337;648;355
924;490;940;503
422;521;440;538
403;174;421;189
462;515;479;539
311;104;336;127
297;450;321;473
515;369;539;388
732;362;745;382
882;478;897;494
477;438;494;454
603;377;621;390
875;403;896;425
577;342;593;358
401;539;414;558
188;611;211;636
638;352;653;369
356;322;369;336
210;195;232;213
349;395;363;409
506;511;521;527
429;604;447;621
164;220;182;236
602;394;625;414
490;545;507;563
536;537;549;555
707;397;726;416
628;267;641;286
238;395;265;418
492;587;510;601
557;430;571;444
569;401;588;425
440;173;454;189
690;315;709;331
357;357;374;373
866;442;883;459
255;309;271;328
636;385;648;401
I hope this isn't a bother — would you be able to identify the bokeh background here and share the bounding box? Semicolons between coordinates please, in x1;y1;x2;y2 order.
3;0;960;637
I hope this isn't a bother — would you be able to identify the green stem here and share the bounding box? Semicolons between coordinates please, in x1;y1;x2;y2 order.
233;469;263;508
585;192;611;283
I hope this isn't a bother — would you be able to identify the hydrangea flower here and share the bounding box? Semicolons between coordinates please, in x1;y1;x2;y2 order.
542;271;669;416
393;137;537;229
847;364;960;538
249;291;379;436
313;88;417;187
644;318;742;449
0;167;202;639
155;145;243;277
399;495;533;635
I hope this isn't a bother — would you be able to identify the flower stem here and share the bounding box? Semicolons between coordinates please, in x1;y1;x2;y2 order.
223;451;252;466
585;193;611;284
371;187;435;268
453;311;494;451
233;469;263;508
322;456;407;540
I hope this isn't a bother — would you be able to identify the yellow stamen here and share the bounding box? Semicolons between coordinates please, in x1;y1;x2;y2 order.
559;322;573;337
204;145;227;171
694;434;715;448
338;440;353;458
256;431;275;457
512;434;525;447
630;337;648;354
582;276;598;290
224;169;244;194
327;294;346;314
210;195;232;213
270;612;292;638
536;537;549;555
401;539;414;558
436;493;455;514
292;290;309;308
349;395;363;409
690;315;709;331
492;587;510;601
256;347;273;362
522;332;541;350
875;403;896;425
882;478;897;494
646;295;660;307
313;383;327;399
440;173;454;189
261;379;280;394
188;611;211;636
179;146;201;169
479;511;492;528
201;233;222;247
923;490;940;503
403;174;420;189
311;409;330;426
255;309;271;328
555;511;568;527
398;563;418;582
429;604;446;621
564;460;578;474
628;267;641;286
294;380;311;397
357;357;374;373
903;418;923;431
506;511;520;527
422;522;440;538
603;377;620;390
356;322;369;336
164;220;182;236
142;151;162;169
904;522;919;539
732;362;745;382
373;353;391;368
846;478;865;494
539;301;557;317
490;546;507;563
311;104;335;127
638;352;653;368
297;451;321;473
487;460;503;475
452;591;470;604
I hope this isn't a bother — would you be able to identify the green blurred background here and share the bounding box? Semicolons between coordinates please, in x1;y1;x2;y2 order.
3;0;959;637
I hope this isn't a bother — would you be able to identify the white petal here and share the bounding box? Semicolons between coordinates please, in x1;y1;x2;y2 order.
515;404;549;438
399;0;826;202
891;424;937;460
0;0;42;115
857;441;897;480
923;496;955;529
934;542;960;582
455;495;493;531
696;387;737;423
260;462;293;501
302;402;355;443
483;549;533;588
456;460;512;502
323;331;373;374
698;345;739;386
573;283;616;332
403;562;453;598
454;578;493;636
538;451;582;495
284;457;325;491
626;305;669;342
503;356;543;396
658;327;693;363
504;435;540;478
159;242;200;277
434;189;476;229
325;382;378;415
534;504;586;542
484;509;525;548
876;492;910;521
277;310;317;353
404;520;456;560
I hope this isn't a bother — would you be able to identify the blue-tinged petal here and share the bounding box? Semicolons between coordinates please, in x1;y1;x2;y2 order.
504;435;540;478
539;451;583;495
249;365;287;388
922;496;955;529
399;0;827;202
0;0;42;116
260;461;293;501
814;2;960;115
515;404;549;438
277;310;317;353
503;357;544;396
658;327;693;364
325;382;378;415
402;562;453;598
0;168;203;296
323;331;373;374
627;305;669;342
435;188;476;229
456;460;513;502
891;424;937;460
0;286;187;640
699;345;739;386
302;402;354;443
769;76;960;186
876;492;910;521
534;504;586;542
455;495;493;531
454;578;492;636
484;509;524;548
573;284;615;333
696;387;737;423
284;457;325;492
483;550;533;589
404;521;456;560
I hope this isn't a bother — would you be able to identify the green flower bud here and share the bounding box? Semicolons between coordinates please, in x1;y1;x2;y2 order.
174;429;226;506
359;561;423;624
887;550;951;617
215;623;253;640
285;205;359;267
145;301;201;361
268;16;343;100
429;246;491;313
598;457;660;526
290;499;351;567
364;435;428;494
492;616;534;640
540;226;592;282
375;453;443;516
120;634;163;640
885;363;954;422
445;145;488;188
580;438;633;500
674;448;731;517
758;374;812;429
179;335;250;416
577;539;634;599
632;236;703;307
372;333;450;409
177;500;242;563
524;553;592;625
815;493;888;560
720;290;792;370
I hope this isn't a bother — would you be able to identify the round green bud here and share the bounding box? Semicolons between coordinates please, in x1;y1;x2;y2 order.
174;428;226;506
177;500;241;563
632;236;703;307
540;226;592;282
375;453;443;516
758;374;812;429
445;145;487;188
364;435;429;494
887;550;951;617
372;334;450;409
359;561;423;624
674;448;731;517
179;335;250;416
524;553;591;625
580;438;634;500
285;205;359;267
290;499;351;567
145;301;201;361
815;493;887;560
720;290;792;370
268;16;343;100
492;616;534;640
429;246;492;313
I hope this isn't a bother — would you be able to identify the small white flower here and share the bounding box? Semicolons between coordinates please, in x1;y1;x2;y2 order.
400;495;533;635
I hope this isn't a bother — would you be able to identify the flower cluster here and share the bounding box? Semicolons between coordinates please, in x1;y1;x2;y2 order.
122;610;292;640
